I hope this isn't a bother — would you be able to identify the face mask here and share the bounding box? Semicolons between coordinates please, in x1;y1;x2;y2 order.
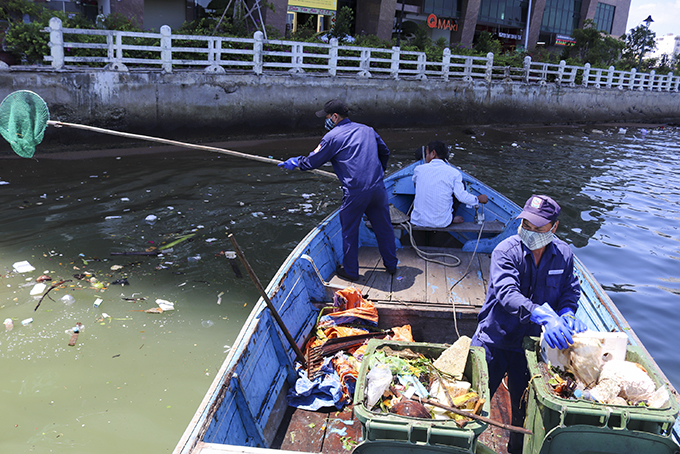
518;224;554;250
324;117;336;131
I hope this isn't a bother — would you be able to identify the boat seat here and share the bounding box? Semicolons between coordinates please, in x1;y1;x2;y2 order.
409;220;505;234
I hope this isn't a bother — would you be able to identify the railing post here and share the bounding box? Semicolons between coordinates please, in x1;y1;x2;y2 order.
582;62;590;87
648;70;656;90
523;56;531;83
205;38;226;74
463;56;473;81
441;48;450;81
328;38;338;76
109;31;128;71
390;46;400;80
485;52;493;82
48;17;64;69
628;68;636;90
253;31;263;75
160;25;172;73
289;43;304;74
358;49;371;78
416;52;427;80
557;60;565;84
605;66;614;88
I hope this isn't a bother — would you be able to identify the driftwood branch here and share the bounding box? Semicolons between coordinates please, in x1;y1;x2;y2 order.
34;279;72;311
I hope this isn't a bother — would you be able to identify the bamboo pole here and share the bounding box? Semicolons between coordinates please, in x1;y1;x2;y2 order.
46;120;337;180
228;233;307;367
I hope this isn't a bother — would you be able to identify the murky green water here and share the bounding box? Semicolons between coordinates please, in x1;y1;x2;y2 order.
1;124;679;453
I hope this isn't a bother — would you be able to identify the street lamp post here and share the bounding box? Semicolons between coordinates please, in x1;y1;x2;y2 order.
638;15;654;70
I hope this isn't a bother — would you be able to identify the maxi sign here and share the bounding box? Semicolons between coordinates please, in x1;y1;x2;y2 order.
427;14;458;31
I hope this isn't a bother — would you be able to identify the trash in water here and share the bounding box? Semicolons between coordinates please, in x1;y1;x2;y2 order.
156;299;175;311
60;294;76;305
111;278;129;286
36;274;52;283
105;215;122;220
93;298;103;308
187;255;201;263
145;214;157;223
217;291;224;305
110;265;124;271
30;283;47;296
68;322;83;346
202;320;215;328
21;318;33;326
121;197;130;202
13;261;35;273
4;318;13;331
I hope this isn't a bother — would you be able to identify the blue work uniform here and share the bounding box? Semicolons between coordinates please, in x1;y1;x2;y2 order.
471;234;580;453
298;119;397;278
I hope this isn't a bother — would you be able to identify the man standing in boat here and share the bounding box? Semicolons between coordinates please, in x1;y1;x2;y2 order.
410;140;488;245
278;99;398;281
471;194;586;454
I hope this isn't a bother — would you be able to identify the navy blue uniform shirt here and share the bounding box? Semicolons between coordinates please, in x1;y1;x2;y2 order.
298;119;390;193
475;234;581;351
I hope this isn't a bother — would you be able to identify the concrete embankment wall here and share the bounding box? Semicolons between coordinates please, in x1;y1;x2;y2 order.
3;69;680;141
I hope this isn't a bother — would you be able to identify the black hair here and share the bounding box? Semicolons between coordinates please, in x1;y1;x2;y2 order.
427;140;448;160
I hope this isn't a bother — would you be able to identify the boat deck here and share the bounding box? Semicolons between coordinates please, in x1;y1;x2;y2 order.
329;246;491;345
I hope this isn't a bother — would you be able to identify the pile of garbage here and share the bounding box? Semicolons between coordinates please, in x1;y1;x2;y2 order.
363;336;484;424
287;287;483;425
288;287;413;411
539;331;670;408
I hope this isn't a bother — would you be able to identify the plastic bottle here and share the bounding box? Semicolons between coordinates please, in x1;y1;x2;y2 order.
573;389;598;402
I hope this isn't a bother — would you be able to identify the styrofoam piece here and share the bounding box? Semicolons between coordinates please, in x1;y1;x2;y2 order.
13;261;35;273
156;299;175;311
30;283;47;295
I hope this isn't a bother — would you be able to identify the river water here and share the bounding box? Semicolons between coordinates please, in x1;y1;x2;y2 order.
0;124;678;453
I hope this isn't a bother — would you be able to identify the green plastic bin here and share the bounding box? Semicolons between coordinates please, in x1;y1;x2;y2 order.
523;337;680;454
353;340;491;453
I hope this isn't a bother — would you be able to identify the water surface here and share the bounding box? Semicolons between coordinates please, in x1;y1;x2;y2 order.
0;124;678;453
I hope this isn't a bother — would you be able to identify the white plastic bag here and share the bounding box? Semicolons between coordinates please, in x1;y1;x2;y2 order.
365;363;392;409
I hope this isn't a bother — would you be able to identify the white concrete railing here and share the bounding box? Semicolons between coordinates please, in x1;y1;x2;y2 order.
43;17;680;92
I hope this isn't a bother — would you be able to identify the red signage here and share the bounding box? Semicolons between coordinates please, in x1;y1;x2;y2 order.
427;14;458;31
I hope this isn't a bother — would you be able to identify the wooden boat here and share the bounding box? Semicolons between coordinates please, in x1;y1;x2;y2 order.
173;159;680;454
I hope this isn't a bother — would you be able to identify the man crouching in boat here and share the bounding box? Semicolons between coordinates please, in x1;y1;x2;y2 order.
278;99;398;281
471;194;586;454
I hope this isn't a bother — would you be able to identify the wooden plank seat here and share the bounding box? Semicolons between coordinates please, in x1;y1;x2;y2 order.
409;220;505;234
365;219;505;234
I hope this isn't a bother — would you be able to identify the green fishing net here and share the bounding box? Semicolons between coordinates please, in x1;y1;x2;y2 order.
0;90;50;158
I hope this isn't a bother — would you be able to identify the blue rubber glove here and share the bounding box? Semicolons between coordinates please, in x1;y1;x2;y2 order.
530;303;574;350
558;308;587;333
278;156;301;170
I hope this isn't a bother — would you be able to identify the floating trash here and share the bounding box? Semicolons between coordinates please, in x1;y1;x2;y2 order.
145;214;157;223
105;215;122;220
21;318;33;326
60;294;75;305
30;283;47;296
13;261;35;273
202;320;214;328
4;318;13;331
156;299;175;311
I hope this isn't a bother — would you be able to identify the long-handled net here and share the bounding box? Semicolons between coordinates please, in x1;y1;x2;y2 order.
0;90;50;158
0;90;336;179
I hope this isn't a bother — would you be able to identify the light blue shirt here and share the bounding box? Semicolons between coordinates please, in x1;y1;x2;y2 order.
411;159;479;228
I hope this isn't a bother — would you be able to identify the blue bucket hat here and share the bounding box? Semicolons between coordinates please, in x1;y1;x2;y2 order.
517;195;560;227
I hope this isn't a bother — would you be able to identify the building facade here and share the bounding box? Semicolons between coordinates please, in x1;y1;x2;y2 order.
32;0;631;51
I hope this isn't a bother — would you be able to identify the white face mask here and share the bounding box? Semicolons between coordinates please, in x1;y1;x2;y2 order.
518;224;554;250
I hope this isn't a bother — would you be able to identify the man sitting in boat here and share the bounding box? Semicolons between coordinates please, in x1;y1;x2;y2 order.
409;140;488;245
471;194;587;454
278;99;398;281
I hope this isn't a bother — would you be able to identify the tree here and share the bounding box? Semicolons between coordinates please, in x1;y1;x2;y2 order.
562;19;624;67
329;6;353;39
622;24;656;66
